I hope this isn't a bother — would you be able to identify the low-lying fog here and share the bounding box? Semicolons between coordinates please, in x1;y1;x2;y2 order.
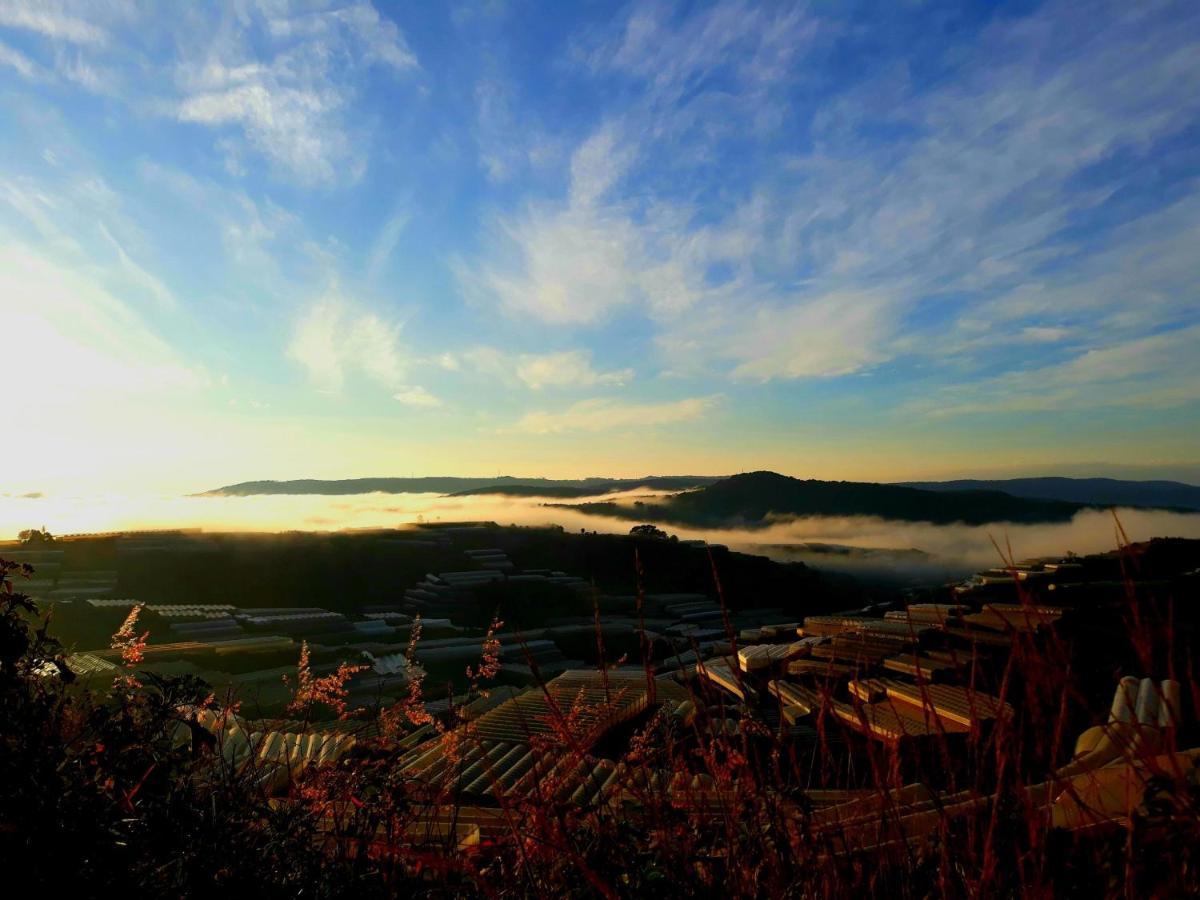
4;490;1199;584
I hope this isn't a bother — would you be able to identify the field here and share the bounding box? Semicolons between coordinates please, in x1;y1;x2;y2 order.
2;526;1199;895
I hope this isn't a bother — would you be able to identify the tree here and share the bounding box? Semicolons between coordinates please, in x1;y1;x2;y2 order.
629;524;670;540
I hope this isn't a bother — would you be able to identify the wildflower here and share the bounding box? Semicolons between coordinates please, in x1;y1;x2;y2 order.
111;604;148;668
379;668;433;739
401;666;434;726
378;617;435;739
466;615;504;693
400;615;433;724
626;709;667;764
110;605;148;692
437;718;469;768
284;641;368;718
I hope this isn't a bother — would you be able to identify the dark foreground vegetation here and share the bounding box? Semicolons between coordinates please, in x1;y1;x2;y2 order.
2;529;1199;897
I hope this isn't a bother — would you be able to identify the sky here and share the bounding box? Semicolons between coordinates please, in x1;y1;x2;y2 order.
2;0;1199;495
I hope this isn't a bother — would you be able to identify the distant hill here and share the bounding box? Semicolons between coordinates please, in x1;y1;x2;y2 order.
200;473;1200;518
449;485;602;498
558;471;1090;527
200;475;723;497
898;477;1200;511
449;476;718;498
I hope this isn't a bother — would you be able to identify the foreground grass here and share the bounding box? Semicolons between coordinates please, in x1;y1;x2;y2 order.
2;536;1198;897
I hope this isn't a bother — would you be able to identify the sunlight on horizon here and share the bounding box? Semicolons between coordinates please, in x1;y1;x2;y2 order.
5;490;1200;578
4;3;1200;892
2;2;1197;494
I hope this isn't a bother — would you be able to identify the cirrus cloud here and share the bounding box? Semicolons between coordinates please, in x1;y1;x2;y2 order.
392;385;441;407
172;2;418;184
515;350;632;390
288;297;406;393
0;1;106;45
512;394;719;434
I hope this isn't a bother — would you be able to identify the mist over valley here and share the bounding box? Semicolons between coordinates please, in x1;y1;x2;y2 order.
9;474;1200;585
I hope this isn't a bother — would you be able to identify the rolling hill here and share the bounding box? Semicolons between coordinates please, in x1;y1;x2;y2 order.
898;477;1200;511
201;475;723;497
200;473;1200;519
557;471;1091;527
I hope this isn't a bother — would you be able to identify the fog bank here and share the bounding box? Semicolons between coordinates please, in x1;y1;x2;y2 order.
3;491;1198;582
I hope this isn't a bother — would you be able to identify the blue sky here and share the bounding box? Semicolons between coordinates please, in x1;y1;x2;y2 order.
2;0;1199;492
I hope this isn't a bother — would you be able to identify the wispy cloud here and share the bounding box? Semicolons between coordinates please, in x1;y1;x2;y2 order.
585;1;814;108
134;160;297;274
462;124;643;325
1;0;1197;485
172;3;418;184
262;2;417;72
465;0;1200;402
0;166;187;318
513;395;719;434
440;346;632;391
666;289;898;381
473;78;540;183
176;71;350;186
0;38;36;77
392;385;441;408
568;125;634;207
515;349;632;390
0;1;106;45
97;221;175;309
288;297;407;393
914;324;1200;418
366;209;410;281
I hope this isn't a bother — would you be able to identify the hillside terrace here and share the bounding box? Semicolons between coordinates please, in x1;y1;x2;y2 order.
21;528;1198;879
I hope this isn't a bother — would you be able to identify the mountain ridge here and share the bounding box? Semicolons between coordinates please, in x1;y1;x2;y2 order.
199;475;723;497
557;471;1093;526
897;476;1200;511
199;472;1200;513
